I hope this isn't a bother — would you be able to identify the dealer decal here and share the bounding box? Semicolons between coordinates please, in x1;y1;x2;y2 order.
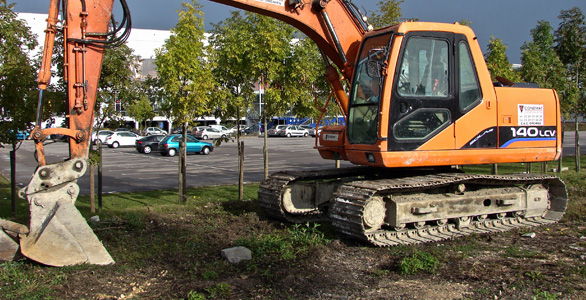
518;104;544;126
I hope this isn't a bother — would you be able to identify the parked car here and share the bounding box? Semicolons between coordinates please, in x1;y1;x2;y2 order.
194;127;226;140
267;125;286;137
191;126;208;137
209;124;234;135
91;130;114;144
243;125;260;135
159;134;214;156
15;130;30;140
135;134;166;154
144;127;167;136
279;125;309;137
309;126;323;137
104;131;141;148
171;127;192;134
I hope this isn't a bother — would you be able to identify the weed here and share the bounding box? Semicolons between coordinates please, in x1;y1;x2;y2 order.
533;289;558;300
399;250;440;275
525;270;545;281
502;246;547;259
205;283;232;298
186;290;207;300
236;223;329;261
202;270;218;280
123;211;146;230
369;268;390;277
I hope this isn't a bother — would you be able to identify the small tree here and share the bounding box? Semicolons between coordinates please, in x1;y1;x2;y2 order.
0;0;38;216
484;36;520;82
555;7;586;171
126;95;155;132
369;0;404;29
156;0;214;203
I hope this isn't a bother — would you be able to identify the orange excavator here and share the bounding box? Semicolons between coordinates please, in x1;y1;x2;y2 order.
0;0;567;266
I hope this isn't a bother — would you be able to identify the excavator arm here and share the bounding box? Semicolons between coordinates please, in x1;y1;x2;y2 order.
0;0;369;266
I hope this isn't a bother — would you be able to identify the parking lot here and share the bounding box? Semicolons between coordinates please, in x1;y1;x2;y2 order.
1;131;585;195
0;136;351;195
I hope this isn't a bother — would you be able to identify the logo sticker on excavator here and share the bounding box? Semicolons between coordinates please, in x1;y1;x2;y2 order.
518;104;544;126
255;0;285;5
323;134;339;142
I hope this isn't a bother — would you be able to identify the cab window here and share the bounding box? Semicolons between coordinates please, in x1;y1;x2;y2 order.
458;42;481;110
397;37;449;98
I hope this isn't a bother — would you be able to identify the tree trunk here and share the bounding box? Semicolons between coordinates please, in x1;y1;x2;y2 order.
90;165;95;213
575;117;580;172
239;141;244;201
98;142;103;213
263;117;269;180
10;146;16;218
178;122;187;204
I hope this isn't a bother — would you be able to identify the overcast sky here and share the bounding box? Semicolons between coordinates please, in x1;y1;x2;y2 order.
14;0;586;64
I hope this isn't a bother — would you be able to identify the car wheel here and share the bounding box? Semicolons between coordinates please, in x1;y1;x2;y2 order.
201;147;210;155
304;132;308;137
112;141;120;148
203;135;208;140
167;148;177;157
287;133;291;137
143;146;152;154
221;134;226;139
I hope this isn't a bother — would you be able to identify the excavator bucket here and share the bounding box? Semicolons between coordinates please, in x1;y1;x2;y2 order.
5;158;114;267
0;219;27;262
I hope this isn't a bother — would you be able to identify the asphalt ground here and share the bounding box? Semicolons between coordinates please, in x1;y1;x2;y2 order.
1;132;584;196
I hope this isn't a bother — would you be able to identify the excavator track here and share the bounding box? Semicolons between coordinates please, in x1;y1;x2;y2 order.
259;169;567;246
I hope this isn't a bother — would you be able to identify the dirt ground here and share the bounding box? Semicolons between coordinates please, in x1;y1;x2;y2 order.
39;196;586;300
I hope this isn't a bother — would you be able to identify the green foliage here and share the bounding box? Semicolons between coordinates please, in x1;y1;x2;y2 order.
201;270;218;280
187;290;207;300
533;289;559;300
554;7;586;119
0;0;38;146
125;94;155;131
0;261;56;299
484;36;520;82
236;223;329;260
156;0;214;126
398;250;440;275
520;21;565;93
205;283;232;298
369;0;404;29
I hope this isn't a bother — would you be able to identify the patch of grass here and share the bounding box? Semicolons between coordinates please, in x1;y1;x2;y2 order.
186;290;207;300
501;246;548;259
0;261;56;299
398;250;440;275
525;270;545;281
205;282;232;298
236;223;329;261
533;289;558;300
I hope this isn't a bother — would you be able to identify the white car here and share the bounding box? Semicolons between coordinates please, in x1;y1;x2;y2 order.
91;130;114;144
194;127;226;140
279;125;309;137
209;124;234;135
104;131;142;148
145;127;167;136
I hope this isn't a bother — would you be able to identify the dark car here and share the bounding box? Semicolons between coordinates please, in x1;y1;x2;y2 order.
159;134;213;157
135;134;166;154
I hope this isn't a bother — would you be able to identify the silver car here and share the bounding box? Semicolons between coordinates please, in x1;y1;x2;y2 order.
194;127;226;140
279;125;309;137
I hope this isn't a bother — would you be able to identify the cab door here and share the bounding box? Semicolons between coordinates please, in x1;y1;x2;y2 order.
389;32;456;151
